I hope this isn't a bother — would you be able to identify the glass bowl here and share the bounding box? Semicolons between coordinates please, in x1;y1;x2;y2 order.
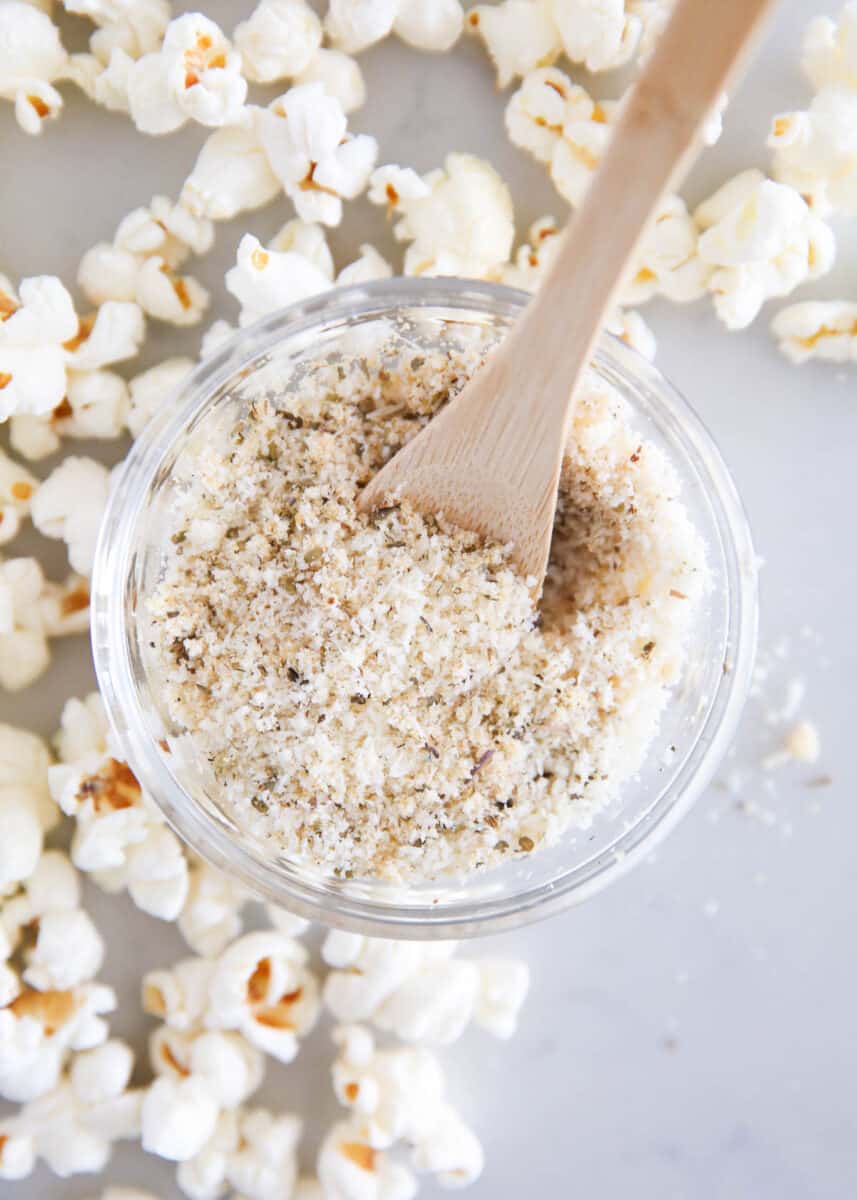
91;278;758;939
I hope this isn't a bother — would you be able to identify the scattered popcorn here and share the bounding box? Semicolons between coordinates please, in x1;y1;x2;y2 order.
695;170;836;330
127;357;194;437
549;87;618;209
206;931;321;1062
59;369;130;441
500;213;562;290
0;774;44;889
383;153;514;278
0;722;56;832
607;306;657;361
66;0;171;60
373;957;481;1045
181;109;282;221
234;0;323;83
802;1;857;92
466;2;561;88
769;88;857;217
2;850;80;949
126;12;247;135
258;83;378;225
0;1121;35;1179
265;903;310;939
178;860;248;957
325;0;399;54
336;243;393;286
141;1074;220;1161
318;1119;417;1200
548;0;642;72
200;318;237;358
64;301;146;372
628;0;672;61
0;1;67;135
294;47;366;113
135;256;210;326
0;448;37;545
393;0;463;53
623;194;710;305
771;300;857;364
31;456;112;576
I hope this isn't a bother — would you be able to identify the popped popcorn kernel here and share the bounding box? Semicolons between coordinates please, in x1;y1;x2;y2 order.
31;456;112;576
0;2;68;135
771;300;857;364
803;1;857;92
181;110;282;221
234;0;323;83
325;0;399;54
294;47;366;113
393;0;463;53
548;0;642;72
467;1;561;88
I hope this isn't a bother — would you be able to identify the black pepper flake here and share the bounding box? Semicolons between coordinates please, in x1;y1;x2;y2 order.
424;743;439;759
641;640;655;659
251;796;269;814
350;693;368;705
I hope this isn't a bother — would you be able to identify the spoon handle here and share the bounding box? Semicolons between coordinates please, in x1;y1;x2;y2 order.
489;0;778;483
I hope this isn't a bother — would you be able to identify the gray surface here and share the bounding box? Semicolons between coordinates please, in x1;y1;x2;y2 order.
2;1;856;1197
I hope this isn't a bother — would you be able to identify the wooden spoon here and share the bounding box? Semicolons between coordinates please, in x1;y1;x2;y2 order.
359;0;777;592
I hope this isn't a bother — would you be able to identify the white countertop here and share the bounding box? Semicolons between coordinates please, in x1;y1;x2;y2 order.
2;1;856;1196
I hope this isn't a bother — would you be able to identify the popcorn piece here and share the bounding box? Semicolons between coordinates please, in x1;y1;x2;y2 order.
135;257;210;326
803;1;857;92
695;170;836;330
391;153;514;279
178;861;248;957
2;849;80;950
771;300;857;364
410;1105;484;1188
14;78;62;134
466;2;561;88
318;1120;417;1200
143;957;215;1031
0;785;43;890
234;0;323;83
78;243;141;306
226;234;332;326
337;244;393;286
91;47;134;112
548;0;641;72
505;66;583;166
30;456;112;576
0;2;68;135
607;307;657;361
769;88;857;217
127;357;194;438
0;981;116;1102
0;448;37;545
67;0;170;59
206;931;321;1062
549;90;617;209
368;164;429;208
628;0;671;61
149;1026;264;1109
0;276;77;421
93;823;189;921
0;557;50;691
269;217;336;275
325;0;399;54
181;111;281;222
472;960;530;1038
0;1122;35;1179
322;932;433;1021
0;722;55;831
373;958;480;1045
60;370;130;441
141;1074;220;1161
393;0;463;53
623;194;710;305
200;319;237;359
501;214;562;290
258;83;378;226
23;909;105;992
20;1039;141;1176
784;720;821;764
127;12;247;135
63;301;146;371
332;1025;447;1148
178;1105;302;1200
265;903;310;938
294;47;366;114
38;573;91;639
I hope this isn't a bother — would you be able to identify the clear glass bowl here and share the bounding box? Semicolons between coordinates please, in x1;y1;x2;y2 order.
92;278;758;939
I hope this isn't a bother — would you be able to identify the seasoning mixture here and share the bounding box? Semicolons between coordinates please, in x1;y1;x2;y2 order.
149;337;707;882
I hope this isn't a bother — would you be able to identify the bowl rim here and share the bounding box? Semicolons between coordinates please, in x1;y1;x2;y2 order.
91;277;758;939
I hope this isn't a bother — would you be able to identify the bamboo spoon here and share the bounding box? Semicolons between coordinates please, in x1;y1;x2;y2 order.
359;0;777;592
